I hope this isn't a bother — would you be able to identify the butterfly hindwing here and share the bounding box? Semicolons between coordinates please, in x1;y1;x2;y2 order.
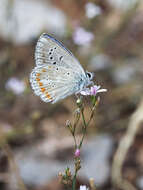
30;65;79;103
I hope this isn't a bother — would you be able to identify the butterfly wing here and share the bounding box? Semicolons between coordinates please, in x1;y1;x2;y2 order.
30;65;80;103
35;33;85;75
30;33;87;103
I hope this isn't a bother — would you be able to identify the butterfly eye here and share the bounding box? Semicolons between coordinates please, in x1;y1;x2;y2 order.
86;72;93;80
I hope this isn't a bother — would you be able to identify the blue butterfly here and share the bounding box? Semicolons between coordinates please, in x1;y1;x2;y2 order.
30;33;93;103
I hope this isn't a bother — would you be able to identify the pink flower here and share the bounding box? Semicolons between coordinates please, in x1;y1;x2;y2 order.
73;27;94;46
5;77;26;95
74;149;80;157
80;85;107;96
85;2;102;19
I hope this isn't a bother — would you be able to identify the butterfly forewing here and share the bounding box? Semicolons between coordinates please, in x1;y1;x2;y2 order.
35;34;85;74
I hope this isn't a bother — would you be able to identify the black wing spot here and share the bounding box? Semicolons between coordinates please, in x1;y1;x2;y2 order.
49;52;52;55
67;72;70;75
53;62;56;65
43;34;73;56
59;56;63;61
54;47;57;49
50;48;53;51
56;68;58;70
50;57;53;60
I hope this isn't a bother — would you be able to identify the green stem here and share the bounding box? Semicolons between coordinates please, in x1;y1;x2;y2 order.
79;109;87;149
72;172;77;190
72;97;97;189
79;103;96;149
87;106;96;126
72;109;81;149
72;133;77;149
81;108;87;128
73;113;80;134
79;127;86;149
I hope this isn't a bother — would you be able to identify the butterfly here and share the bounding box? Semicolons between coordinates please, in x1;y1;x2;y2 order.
30;33;94;103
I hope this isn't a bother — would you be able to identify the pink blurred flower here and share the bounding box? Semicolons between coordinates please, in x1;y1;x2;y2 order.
80;85;107;96
85;2;102;19
74;149;80;157
73;27;94;46
5;77;25;95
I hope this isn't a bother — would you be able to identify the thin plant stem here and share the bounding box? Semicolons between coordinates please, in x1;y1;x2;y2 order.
72;106;88;189
72;111;81;149
79;126;86;149
72;133;77;149
72;172;77;190
73;111;80;134
81;108;87;128
63;96;99;190
79;109;87;149
87;106;96;126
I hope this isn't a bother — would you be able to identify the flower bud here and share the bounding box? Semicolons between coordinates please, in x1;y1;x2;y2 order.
74;149;80;157
76;97;83;108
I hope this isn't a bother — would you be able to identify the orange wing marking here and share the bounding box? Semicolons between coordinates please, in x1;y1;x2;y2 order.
36;78;40;81
45;92;52;100
38;82;43;86
42;69;46;72
36;73;41;77
41;88;46;92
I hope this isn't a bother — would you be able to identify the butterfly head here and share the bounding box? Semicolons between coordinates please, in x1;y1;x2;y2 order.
85;71;94;85
86;71;93;80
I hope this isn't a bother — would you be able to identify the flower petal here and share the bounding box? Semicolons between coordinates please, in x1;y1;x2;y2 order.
80;90;90;95
97;89;107;93
79;85;107;96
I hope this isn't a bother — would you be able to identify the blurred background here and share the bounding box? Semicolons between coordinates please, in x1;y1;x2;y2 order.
0;0;143;190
